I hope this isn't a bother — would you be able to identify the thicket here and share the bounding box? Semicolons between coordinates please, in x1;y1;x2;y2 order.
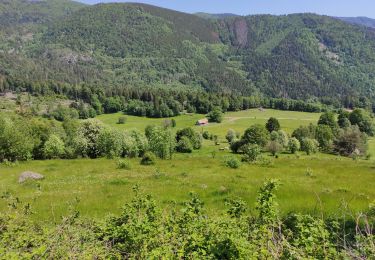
0;181;373;258
0;114;204;162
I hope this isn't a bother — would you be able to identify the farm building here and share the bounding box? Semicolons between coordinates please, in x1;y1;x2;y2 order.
196;118;208;126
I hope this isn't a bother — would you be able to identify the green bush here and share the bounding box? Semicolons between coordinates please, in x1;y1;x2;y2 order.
225;129;239;144
270;130;289;148
140;152;157;165
117;116;127;124
202;131;211;140
301;138;319;155
73;119;105;158
349;109;375;136
318;112;338;131
43;134;65;159
288;137;301;154
333;125;367;157
146;126;175;159
97;128;122;158
225;156;241;169
266;140;282;156
242;124;269;147
315;125;334;152
176;136;193;153
207;107;223;123
266;117;280;133
242;144;261;162
0;116;34;162
117;159;131;170
176;127;202;150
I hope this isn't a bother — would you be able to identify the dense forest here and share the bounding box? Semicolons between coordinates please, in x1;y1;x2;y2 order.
1;1;375;111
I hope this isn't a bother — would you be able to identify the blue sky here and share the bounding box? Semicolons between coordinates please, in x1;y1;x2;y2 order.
77;0;375;18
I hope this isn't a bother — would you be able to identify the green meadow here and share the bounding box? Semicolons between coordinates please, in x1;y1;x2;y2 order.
97;109;321;136
0;109;374;223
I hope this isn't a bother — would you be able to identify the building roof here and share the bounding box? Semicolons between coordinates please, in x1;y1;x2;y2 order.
197;118;208;124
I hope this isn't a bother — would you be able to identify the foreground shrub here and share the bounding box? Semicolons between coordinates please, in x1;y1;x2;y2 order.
1;181;374;258
140;152;156;165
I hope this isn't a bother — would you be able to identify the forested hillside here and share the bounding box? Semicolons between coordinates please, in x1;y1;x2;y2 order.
0;0;84;27
338;16;375;28
1;1;375;109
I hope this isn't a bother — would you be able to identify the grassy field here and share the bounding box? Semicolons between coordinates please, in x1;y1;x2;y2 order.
97;109;321;137
0;109;374;224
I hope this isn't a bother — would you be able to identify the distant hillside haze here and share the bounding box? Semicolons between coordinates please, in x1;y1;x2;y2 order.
0;0;85;26
337;17;375;28
0;0;375;106
194;12;239;19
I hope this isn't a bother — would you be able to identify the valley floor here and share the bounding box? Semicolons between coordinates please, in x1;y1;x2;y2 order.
0;109;374;223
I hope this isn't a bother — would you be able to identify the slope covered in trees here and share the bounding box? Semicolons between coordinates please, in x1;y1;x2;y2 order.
338;16;375;29
215;14;375;106
0;0;84;27
1;1;375;109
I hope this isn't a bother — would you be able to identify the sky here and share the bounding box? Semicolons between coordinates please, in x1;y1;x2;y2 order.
77;0;375;18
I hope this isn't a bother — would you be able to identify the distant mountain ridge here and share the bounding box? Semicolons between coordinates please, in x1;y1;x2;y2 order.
0;1;375;107
0;0;85;27
194;12;239;19
337;16;375;28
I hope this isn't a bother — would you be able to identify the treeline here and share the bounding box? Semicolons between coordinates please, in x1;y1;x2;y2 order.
2;77;329;119
228;109;374;161
1;180;374;258
0;112;203;162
